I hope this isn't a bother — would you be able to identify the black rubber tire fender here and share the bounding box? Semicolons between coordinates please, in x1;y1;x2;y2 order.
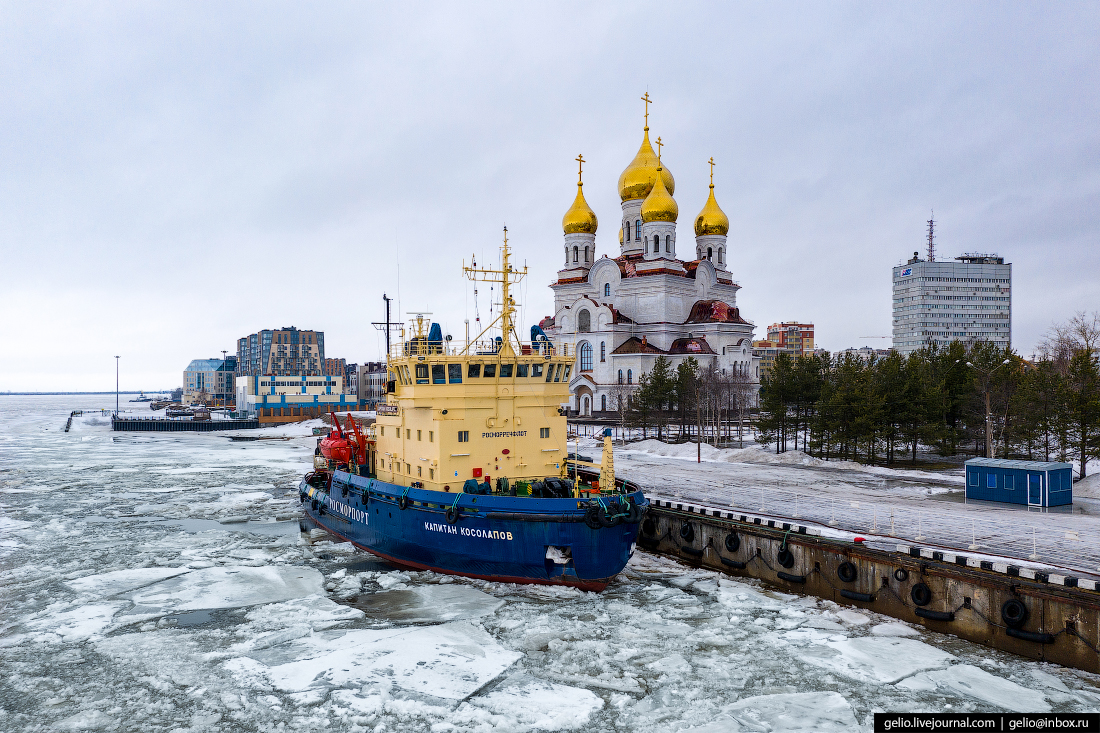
585;504;604;530
911;582;933;607
679;521;695;544
777;548;795;569
310;499;319;511
837;561;858;583
641;516;656;536
624;501;644;524
398;494;409;511
893;568;909;583
597;501;622;528
1001;598;1028;628
445;505;460;525
724;531;740;553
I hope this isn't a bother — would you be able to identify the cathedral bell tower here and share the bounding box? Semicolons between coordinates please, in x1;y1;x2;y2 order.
640;137;678;261
694;157;730;270
560;153;598;272
617;93;674;257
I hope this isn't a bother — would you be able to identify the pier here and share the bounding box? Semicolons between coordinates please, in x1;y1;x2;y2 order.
111;415;260;431
641;498;1100;673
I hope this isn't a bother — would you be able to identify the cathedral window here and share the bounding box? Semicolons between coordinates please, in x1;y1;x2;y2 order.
618;369;623;384
665;235;671;253
635;220;641;240
707;247;713;260
627;369;633;384
601;395;607;411
625;221;631;240
578;309;591;332
600;341;606;361
719;247;724;264
579;342;593;371
573;246;578;263
604;283;610;297
644;238;648;254
584;246;589;263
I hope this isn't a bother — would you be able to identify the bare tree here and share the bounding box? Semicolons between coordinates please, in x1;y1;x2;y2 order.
1040;311;1100;368
606;383;636;445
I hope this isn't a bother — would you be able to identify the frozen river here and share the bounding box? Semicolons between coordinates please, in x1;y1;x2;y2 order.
3;395;1100;732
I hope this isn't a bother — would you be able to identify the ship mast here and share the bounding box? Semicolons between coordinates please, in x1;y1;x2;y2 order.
463;226;528;357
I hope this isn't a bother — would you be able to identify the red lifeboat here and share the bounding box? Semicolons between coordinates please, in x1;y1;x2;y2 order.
319;430;353;464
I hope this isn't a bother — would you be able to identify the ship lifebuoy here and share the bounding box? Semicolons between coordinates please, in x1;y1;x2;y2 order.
679;522;695;544
724;532;740;553
911;582;933;607
837;561;858;583
1001;598;1028;628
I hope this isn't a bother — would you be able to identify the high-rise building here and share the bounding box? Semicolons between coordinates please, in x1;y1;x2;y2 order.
236;327;325;377
765;322;814;357
183;357;237;406
892;251;1012;355
324;357;347;378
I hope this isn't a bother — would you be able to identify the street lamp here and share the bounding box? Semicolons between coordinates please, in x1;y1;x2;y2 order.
114;355;120;417
964;358;1011;459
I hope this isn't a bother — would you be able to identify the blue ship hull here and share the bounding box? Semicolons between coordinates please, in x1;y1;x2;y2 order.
299;470;646;591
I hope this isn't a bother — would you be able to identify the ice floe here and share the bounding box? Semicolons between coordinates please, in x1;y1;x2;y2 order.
800;636;955;684
352;584;505;623
901;664;1052;712
468;678;604;729
127;566;324;612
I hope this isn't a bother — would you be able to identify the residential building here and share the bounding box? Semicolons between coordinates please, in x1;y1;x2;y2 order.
893;250;1012;356
236;327;325;377
324;357;347;378
750;340;799;379
766;322;814;357
357;362;388;409
546;106;758;416
183;357;237;406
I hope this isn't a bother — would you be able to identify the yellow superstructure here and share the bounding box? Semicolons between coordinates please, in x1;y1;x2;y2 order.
373;231;576;492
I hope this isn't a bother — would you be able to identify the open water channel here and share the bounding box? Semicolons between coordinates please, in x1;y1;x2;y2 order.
3;395;1100;732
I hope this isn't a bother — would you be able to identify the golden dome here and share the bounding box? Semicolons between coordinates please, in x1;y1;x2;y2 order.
618;128;675;201
562;182;598;234
619;226;624;244
640;165;678;223
694;185;729;236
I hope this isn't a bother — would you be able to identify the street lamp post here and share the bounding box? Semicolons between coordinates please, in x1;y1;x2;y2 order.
964;358;1011;459
114;355;120;416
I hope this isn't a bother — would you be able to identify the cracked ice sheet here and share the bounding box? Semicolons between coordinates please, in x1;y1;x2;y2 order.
226;621;522;700
125;566;324;612
799;636;955;684
65;566;191;596
25;602;128;642
899;664;1051;712
698;691;860;733
464;677;604;730
352;584;506;623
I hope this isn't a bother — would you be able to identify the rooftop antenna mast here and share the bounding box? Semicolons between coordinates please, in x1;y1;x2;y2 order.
462;226;527;357
371;293;401;358
927;210;936;262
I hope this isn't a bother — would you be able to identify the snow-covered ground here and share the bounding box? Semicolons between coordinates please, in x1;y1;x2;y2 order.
3;395;1100;732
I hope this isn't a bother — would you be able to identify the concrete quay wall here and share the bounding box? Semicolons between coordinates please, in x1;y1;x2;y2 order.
640;499;1100;673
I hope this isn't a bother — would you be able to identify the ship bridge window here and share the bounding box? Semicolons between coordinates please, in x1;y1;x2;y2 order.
517;363;529;377
458;431;469;442
484;363;497;378
532;363;543;378
467;363;481;378
432;364;446;384
553;363;564;382
448;364;462;383
500;363;513;378
563;365;571;380
415;364;429;384
545;363;554;382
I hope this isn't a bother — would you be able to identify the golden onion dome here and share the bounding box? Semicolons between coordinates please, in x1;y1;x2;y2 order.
562;182;598;234
640;166;678;223
618;128;675;201
694;185;729;236
619;226;624;244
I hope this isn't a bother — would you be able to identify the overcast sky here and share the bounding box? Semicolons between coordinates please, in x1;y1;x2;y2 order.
2;2;1097;391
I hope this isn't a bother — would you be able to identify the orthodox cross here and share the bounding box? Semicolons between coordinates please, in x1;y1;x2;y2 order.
709;157;715;187
656;136;663;165
575;153;585;184
641;92;651;128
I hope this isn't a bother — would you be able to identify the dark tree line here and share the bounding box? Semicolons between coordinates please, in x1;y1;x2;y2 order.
755;313;1100;477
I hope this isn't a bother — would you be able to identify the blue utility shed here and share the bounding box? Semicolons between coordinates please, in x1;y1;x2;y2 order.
964;458;1074;507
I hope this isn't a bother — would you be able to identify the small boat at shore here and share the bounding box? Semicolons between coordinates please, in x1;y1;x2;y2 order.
299;231;646;590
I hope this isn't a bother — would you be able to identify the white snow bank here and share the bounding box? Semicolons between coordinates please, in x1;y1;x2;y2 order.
227;621;522;700
624;439;964;483
1073;473;1100;499
899;664;1051;712
127;566;324;612
800;636;955;684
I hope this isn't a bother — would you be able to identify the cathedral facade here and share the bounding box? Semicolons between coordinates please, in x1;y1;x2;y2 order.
545;108;758;416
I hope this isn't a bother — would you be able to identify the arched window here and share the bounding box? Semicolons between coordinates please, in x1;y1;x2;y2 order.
601;394;607;412
579;342;593;371
718;247;724;264
618;369;624;384
665;235;671;253
604;283;610;297
707;247;713;260
577;309;591;332
625;221;631;240
573;246;578;263
584;246;589;263
600;341;606;361
627;369;633;384
635;220;641;240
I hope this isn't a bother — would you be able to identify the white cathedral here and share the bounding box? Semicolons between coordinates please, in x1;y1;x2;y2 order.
544;108;759;416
